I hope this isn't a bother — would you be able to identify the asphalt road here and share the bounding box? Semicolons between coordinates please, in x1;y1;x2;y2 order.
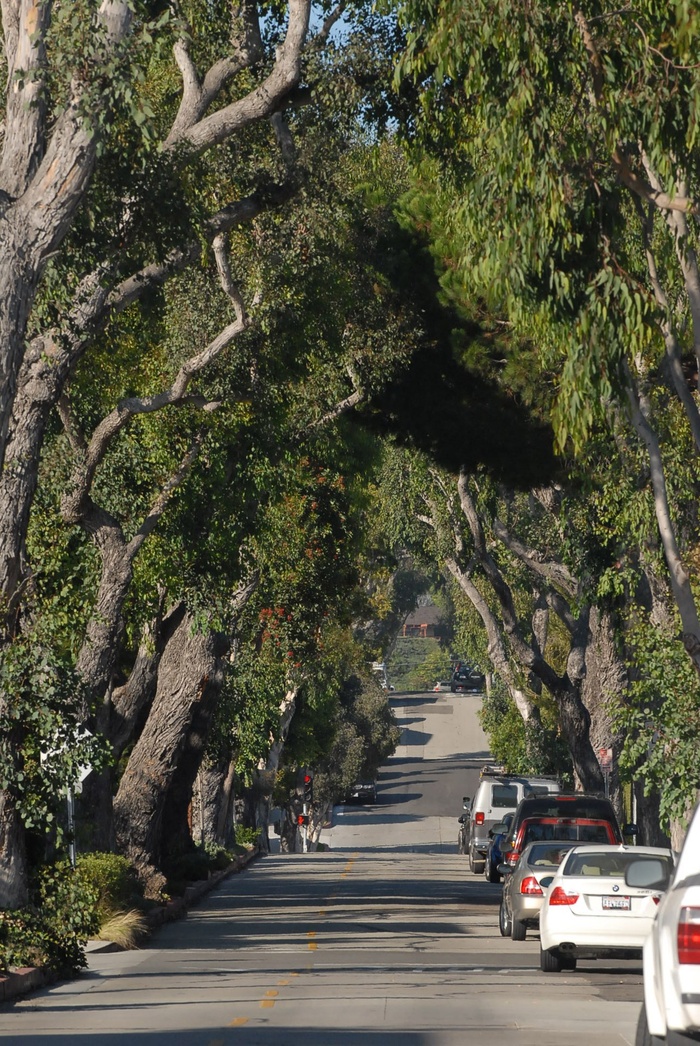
0;690;642;1044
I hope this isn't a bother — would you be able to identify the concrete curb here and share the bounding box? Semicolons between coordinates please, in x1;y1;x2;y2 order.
0;847;260;1005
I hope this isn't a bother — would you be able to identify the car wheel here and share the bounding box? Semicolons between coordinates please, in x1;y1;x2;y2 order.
635;1003;665;1046
540;946;563;973
499;900;512;937
468;843;485;874
485;855;501;883
511;917;526;941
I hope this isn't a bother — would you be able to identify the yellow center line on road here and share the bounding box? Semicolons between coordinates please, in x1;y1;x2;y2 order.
307;929;317;950
228;1018;249;1028
277;978;290;985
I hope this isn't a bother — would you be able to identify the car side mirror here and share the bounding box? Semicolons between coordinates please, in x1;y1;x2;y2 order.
491;822;508;835
458;815;466;824
624;857;671;892
622;823;639;836
497;863;513;875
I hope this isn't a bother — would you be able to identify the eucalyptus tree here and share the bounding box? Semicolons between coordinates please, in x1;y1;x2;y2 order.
394;1;700;685
0;0;407;906
380;445;634;794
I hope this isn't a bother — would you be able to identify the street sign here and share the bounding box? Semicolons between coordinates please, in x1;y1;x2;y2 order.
598;747;613;770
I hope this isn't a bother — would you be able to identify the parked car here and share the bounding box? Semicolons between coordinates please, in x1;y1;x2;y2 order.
341;781;377;804
539;844;674;972
632;798;700;1045
500;814;620;868
499;840;578;939
433;680;452;692
497;793;635;867
451;664;485;693
459;769;560;874
485;812;514;883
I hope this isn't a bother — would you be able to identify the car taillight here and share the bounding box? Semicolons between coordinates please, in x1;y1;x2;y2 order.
678;907;700;964
475;811;485;825
505;850;520;866
549;886;579;906
520;876;543;896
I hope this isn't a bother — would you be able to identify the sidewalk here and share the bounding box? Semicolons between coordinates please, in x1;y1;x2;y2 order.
0;847;259;1005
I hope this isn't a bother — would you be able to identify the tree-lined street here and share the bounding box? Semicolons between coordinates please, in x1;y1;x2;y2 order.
0;691;642;1044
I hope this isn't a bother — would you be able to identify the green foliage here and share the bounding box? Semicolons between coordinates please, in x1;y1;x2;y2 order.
478;683;570;781
612;611;700;828
310;675;401;806
0;862;100;974
74;852;144;922
234;826;261;850
0;635;108;837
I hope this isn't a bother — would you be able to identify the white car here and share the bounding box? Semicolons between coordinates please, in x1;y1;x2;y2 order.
539;844;674;973
633;800;700;1045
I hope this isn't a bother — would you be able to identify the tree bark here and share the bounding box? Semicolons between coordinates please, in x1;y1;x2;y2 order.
252;687;298;852
0;787;28;908
113;612;226;890
195;758;237;849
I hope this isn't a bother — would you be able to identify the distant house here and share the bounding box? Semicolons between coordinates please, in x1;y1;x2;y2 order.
400;605;444;638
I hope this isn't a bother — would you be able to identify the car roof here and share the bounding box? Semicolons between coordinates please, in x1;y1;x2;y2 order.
559;843;673;856
519;815;613;825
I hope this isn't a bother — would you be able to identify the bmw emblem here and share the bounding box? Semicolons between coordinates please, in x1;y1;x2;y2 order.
612;884;620;892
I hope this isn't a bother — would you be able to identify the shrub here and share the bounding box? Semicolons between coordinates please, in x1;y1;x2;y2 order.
96;909;148;949
235;826;261;849
0;862;100;974
75;852;143;922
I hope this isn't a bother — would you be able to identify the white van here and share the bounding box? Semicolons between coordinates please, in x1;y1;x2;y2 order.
458;767;560;874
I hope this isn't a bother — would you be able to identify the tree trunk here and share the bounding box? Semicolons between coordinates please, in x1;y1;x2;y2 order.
0;787;28;908
113;612;225;891
195;758;237;849
251;687;298;852
160;640;228;864
77;604;184;851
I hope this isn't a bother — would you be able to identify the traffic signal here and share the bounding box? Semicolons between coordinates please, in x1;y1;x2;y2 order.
296;813;308;827
302;772;314;803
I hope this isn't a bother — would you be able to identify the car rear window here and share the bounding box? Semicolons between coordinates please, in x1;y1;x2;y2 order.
564;851;674;878
526;843;576;867
517;796;617;821
522;821;613;845
492;784;518;809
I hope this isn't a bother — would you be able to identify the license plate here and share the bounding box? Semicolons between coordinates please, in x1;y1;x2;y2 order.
602;896;631;910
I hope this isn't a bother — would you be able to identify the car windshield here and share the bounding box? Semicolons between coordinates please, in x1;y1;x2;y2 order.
526;843;576;867
492;784;518;809
563;851;674;878
522;821;611;845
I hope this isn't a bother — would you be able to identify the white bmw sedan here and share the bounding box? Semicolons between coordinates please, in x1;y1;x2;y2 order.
539;844;674;973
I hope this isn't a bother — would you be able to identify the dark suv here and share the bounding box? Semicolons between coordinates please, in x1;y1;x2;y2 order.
496;793;636;866
451;664;485;693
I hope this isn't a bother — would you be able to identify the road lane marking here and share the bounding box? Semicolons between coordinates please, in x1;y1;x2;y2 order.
277;978;290;985
260;1000;275;1008
228;1018;249;1027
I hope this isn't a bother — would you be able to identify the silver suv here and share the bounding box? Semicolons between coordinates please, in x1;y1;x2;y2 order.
458;767;559;874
